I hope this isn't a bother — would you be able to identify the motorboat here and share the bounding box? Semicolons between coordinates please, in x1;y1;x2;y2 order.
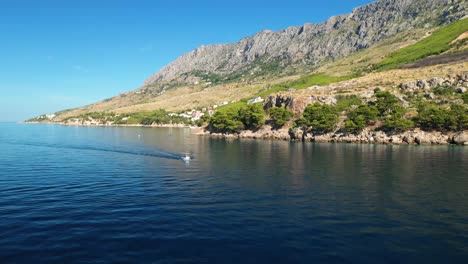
181;152;191;161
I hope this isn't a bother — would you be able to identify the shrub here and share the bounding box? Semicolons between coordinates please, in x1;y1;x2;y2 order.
238;103;265;130
414;103;468;131
269;107;293;128
383;118;415;133
371;89;414;132
344;119;363;134
302;103;339;133
210;110;244;133
417;104;451;131
344;104;379;134
209;103;265;133
126;116;142;125
373;89;402;117
449;104;468;130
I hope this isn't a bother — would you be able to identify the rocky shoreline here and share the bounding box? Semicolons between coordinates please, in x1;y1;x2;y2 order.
201;125;468;145
25;121;194;129
26;121;467;145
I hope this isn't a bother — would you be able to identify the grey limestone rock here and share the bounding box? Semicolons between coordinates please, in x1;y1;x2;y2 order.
142;0;466;90
400;73;468;94
452;131;468;145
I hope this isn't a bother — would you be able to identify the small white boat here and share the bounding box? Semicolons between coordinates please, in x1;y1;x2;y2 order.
181;152;191;161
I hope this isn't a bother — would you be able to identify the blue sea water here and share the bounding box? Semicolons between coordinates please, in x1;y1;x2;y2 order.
0;122;467;263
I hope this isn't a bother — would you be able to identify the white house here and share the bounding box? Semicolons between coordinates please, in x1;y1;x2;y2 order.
45;114;56;120
247;97;264;104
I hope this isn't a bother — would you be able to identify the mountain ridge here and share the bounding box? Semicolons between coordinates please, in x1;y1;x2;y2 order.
28;0;467;121
141;0;466;91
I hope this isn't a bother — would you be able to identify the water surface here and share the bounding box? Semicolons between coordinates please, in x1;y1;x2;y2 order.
0;123;467;263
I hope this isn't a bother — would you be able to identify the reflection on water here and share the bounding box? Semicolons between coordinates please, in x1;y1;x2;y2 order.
0;123;467;263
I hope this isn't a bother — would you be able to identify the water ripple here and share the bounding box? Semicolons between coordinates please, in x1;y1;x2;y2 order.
0;124;467;263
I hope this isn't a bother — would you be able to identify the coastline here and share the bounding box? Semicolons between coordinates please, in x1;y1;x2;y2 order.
24;121;468;145
197;125;468;146
24;121;198;129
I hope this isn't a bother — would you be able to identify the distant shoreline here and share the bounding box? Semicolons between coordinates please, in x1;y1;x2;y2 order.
24;121;468;146
198;126;468;146
23;121;196;129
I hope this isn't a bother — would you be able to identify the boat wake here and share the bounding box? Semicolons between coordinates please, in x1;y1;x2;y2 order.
5;140;182;160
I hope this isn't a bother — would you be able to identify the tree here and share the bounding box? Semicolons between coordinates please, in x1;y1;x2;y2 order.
383;118;414;133
196;115;210;127
449;103;468;130
210;110;244;133
416;104;451;131
269;107;293;128
374;89;401;117
209;103;265;133
238;103;265;130
344;104;379;134
302;103;339;133
372;89;414;133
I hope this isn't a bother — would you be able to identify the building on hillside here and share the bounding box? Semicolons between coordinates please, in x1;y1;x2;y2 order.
247;97;264;104
192;111;204;121
45;114;56;120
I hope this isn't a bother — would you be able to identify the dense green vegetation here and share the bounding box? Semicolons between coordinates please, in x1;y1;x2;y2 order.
382;116;415;133
344;105;379;134
269;107;293;128
415;103;468;131
202;86;468;134
45;87;468;138
209;102;265;133
373;89;403;117
372;89;415;133
239;104;267;130
209;110;245;133
209;90;420;135
296;89;424;134
298;103;339;133
340;90;417;134
338;90;468;134
374;18;468;70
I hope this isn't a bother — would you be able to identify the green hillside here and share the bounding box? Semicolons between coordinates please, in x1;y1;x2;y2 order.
256;73;360;97
375;18;468;70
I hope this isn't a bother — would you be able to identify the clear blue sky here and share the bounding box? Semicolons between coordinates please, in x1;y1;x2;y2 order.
0;0;375;121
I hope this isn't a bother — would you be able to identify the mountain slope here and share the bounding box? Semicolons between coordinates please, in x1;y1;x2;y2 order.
142;0;466;91
31;0;467;121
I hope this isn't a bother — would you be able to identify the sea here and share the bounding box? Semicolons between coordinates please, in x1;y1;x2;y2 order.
0;122;467;263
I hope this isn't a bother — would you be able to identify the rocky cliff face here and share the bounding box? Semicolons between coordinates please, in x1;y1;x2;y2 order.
206;126;468;145
142;0;466;90
264;94;337;115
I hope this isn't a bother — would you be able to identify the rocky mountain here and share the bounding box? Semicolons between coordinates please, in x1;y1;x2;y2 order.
141;0;466;91
29;0;467;122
